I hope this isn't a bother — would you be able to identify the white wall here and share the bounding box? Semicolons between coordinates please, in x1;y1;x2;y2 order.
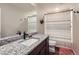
0;4;27;37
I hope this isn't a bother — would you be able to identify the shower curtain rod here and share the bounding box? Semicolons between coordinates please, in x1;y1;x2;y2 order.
44;9;73;15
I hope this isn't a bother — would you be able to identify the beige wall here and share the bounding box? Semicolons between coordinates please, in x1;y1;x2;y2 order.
37;8;44;34
73;11;79;54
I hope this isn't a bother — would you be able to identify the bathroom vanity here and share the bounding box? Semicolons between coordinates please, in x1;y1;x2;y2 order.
28;36;49;55
0;34;49;55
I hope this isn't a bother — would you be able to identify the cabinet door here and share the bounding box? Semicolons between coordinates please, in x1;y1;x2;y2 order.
29;40;46;55
39;47;46;55
29;41;45;55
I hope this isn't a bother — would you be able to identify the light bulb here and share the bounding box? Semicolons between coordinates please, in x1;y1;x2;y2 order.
55;8;60;12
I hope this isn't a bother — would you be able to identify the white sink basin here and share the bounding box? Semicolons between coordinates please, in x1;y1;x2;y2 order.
20;39;38;46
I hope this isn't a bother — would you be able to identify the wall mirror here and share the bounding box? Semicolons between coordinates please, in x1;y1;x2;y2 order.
0;3;37;38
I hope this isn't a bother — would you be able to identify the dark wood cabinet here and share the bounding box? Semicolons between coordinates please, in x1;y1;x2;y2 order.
28;37;49;55
40;47;46;55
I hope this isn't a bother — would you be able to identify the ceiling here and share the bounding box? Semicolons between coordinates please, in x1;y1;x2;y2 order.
10;3;67;11
10;3;37;11
9;3;79;12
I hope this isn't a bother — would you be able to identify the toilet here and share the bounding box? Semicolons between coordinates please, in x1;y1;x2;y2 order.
49;40;56;53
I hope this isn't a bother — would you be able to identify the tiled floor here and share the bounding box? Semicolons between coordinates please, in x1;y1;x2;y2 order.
49;47;74;55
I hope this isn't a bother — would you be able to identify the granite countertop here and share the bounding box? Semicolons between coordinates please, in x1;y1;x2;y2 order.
0;35;21;40
0;34;48;55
